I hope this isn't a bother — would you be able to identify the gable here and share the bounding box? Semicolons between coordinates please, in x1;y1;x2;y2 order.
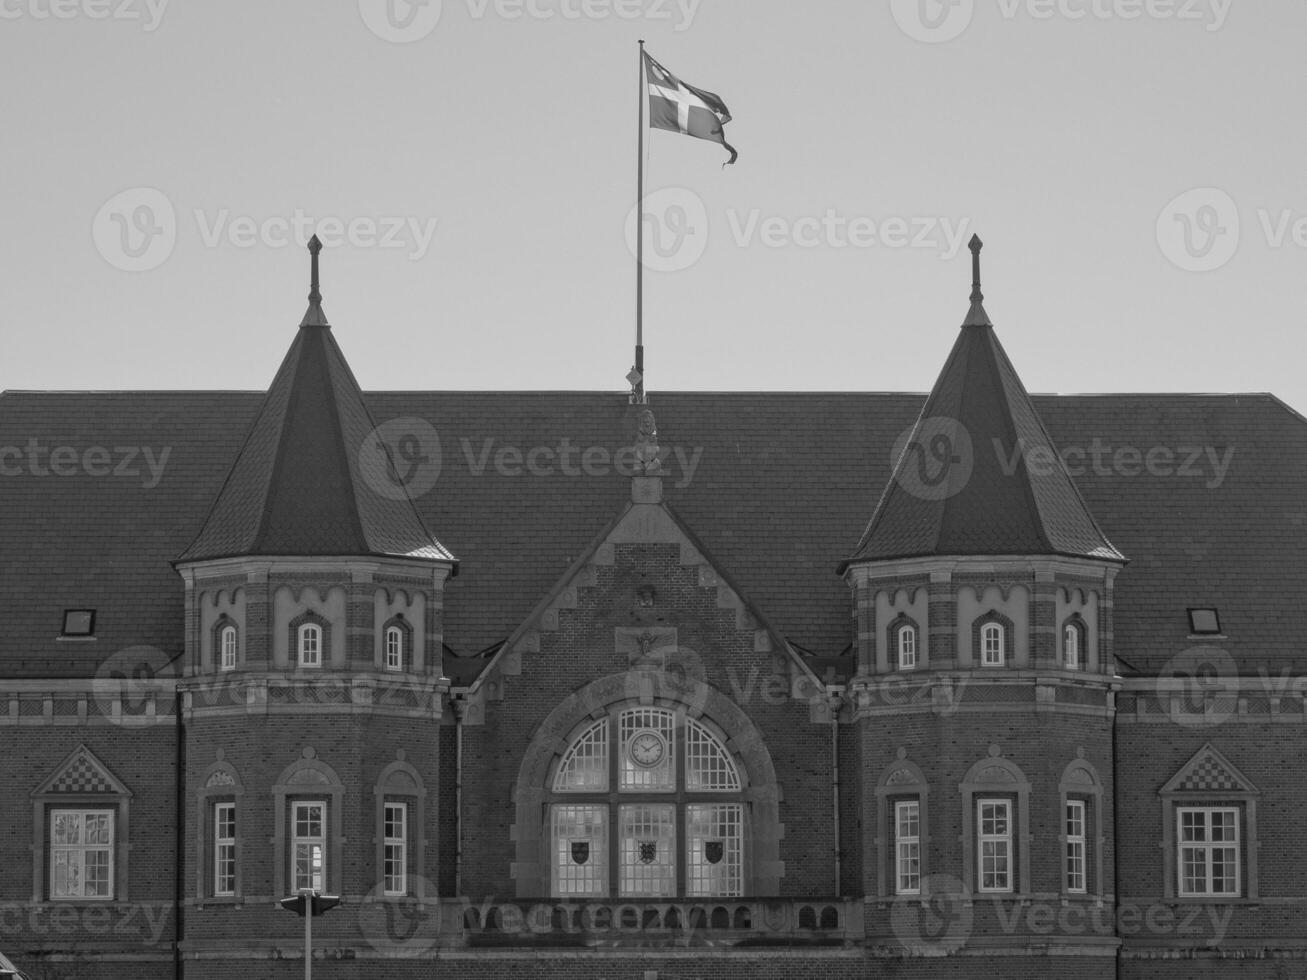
1159;743;1259;796
32;744;133;798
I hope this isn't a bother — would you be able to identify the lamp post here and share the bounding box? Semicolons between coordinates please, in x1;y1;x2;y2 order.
279;888;340;980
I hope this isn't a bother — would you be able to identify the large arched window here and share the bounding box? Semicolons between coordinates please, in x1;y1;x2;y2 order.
547;705;745;899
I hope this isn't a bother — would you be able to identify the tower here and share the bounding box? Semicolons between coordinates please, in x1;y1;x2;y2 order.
843;237;1126;972
173;238;456;972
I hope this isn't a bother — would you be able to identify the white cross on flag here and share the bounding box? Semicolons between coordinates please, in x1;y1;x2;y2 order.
643;51;737;165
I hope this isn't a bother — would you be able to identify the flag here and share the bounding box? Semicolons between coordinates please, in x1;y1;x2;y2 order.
643;51;738;165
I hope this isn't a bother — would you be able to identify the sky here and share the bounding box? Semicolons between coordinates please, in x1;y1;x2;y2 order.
1;0;1304;416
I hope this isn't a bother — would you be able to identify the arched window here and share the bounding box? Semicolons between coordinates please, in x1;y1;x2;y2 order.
1062;618;1087;670
548;705;744;899
298;623;322;668
980;622;1004;667
219;624;238;671
896;624;917;671
385;626;404;671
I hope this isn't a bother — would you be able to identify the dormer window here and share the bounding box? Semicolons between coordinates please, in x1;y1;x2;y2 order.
298;623;322;668
896;624;917;671
385;626;404;672
980;623;1004;667
219;624;238;671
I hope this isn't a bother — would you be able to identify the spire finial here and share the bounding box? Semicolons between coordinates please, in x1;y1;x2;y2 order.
300;234;329;327
963;233;992;327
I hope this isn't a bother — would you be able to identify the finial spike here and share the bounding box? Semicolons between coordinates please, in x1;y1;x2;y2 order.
963;233;992;327
300;234;329;327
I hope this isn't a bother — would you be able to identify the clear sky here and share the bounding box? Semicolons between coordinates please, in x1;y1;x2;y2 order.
1;0;1304;416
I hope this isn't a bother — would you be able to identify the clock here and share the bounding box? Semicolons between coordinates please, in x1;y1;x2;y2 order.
628;731;666;768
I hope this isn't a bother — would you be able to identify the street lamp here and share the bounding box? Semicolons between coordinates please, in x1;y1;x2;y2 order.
279;889;340;980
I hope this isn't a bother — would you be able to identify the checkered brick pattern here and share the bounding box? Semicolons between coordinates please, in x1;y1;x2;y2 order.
49;753;114;793
1176;753;1242;792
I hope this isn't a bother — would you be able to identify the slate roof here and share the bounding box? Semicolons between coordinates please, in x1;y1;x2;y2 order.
847;320;1125;566
0;388;1303;678
176;317;453;565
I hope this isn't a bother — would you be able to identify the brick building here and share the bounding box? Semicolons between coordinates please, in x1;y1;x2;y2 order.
1;236;1305;978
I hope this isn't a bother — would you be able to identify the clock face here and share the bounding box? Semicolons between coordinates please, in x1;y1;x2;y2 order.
628;731;666;768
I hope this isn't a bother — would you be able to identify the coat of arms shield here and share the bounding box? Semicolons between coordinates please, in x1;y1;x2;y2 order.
638;840;658;864
570;840;590;865
704;840;724;864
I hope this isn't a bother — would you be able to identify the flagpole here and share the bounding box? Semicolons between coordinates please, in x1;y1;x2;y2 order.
635;38;646;404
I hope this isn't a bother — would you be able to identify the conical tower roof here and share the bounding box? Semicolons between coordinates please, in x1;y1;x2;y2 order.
178;238;455;565
845;236;1124;567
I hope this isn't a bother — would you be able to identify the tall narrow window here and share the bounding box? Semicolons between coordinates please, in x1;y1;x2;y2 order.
1065;800;1086;893
1063;621;1084;670
980;623;1005;667
50;810;114;899
214;803;236;896
385;626;404;671
977;799;1011;892
686;803;743;897
383;803;407;896
895;800;921;894
219;625;238;671
897;624;917;671
291;801;326;893
298;624;322;668
1178;806;1240;896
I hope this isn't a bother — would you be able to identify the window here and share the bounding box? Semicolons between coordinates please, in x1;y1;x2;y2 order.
977;799;1011;892
980;623;1004;666
298;624;322;668
1188;608;1222;635
383;803;407;896
385;626;404;671
1065;800;1086;893
1063;621;1083;670
50;809;114;899
548;707;744;898
1178;807;1240;896
897;624;917;671
291;801;326;893
895;800;921;894
220;625;238;671
214;803;236;896
61;609;96;637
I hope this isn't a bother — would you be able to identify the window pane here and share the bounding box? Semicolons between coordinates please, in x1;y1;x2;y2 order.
686;719;740;791
554;719;609;792
618;804;675;897
619;708;674;792
551;804;607;897
686;803;742;897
